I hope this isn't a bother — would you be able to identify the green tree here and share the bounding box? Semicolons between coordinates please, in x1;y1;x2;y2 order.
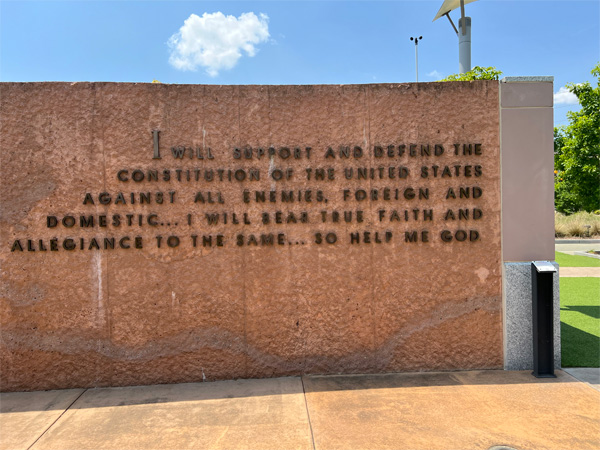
439;66;502;81
554;63;600;214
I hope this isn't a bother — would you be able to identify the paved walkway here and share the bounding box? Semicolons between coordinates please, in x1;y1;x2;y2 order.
555;240;600;256
556;240;600;277
2;370;599;450
563;367;600;392
560;267;600;277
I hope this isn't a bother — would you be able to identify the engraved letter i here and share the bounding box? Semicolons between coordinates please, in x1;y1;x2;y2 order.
152;130;161;159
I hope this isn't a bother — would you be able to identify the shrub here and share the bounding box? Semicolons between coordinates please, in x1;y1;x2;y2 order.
555;211;600;237
439;66;502;81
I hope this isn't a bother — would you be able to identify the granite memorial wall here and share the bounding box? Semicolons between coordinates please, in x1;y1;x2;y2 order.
0;80;553;392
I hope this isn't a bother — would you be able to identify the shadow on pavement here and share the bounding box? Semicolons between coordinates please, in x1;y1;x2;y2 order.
1;370;583;414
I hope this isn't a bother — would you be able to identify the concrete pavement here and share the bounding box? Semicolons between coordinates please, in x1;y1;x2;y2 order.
559;267;600;277
2;370;599;450
555;239;600;255
563;368;600;392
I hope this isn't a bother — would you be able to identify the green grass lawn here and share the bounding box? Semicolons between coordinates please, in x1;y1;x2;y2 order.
555;251;600;267
556;251;599;367
560;277;600;367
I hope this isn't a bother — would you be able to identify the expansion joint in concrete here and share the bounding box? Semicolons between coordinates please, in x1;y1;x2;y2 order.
26;388;87;450
301;377;317;450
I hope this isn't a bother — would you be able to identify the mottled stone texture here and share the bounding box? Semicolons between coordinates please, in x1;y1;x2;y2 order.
0;82;502;391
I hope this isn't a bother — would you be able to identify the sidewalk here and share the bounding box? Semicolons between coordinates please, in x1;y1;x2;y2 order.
2;370;599;450
556;239;600;277
559;267;600;277
555;239;600;256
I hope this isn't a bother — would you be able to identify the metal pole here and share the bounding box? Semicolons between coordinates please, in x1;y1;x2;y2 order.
460;0;466;35
410;36;423;82
444;12;459;35
458;17;471;73
415;41;419;82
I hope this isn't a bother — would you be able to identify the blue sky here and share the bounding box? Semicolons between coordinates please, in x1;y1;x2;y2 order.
1;1;598;126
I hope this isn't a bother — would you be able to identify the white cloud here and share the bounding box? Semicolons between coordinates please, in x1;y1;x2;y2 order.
554;86;579;105
427;70;443;80
168;12;269;77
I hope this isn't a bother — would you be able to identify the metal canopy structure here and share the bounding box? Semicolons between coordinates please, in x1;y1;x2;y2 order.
433;0;479;22
433;0;480;73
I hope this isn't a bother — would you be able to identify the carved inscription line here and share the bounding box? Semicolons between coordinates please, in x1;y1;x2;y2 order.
9;136;489;253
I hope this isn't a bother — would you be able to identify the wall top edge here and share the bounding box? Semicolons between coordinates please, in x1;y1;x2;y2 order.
0;80;500;89
504;261;558;266
501;76;554;83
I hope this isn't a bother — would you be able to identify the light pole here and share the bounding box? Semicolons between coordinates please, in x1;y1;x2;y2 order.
433;0;479;74
410;36;423;82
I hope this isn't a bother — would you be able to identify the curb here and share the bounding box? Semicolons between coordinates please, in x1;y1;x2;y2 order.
555;239;600;244
574;251;600;260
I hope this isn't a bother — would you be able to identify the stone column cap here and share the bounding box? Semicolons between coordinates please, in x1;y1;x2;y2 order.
501;76;554;83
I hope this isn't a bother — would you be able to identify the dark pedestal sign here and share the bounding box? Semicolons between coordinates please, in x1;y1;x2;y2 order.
532;261;557;378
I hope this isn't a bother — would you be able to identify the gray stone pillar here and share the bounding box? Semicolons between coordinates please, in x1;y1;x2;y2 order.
500;76;560;370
